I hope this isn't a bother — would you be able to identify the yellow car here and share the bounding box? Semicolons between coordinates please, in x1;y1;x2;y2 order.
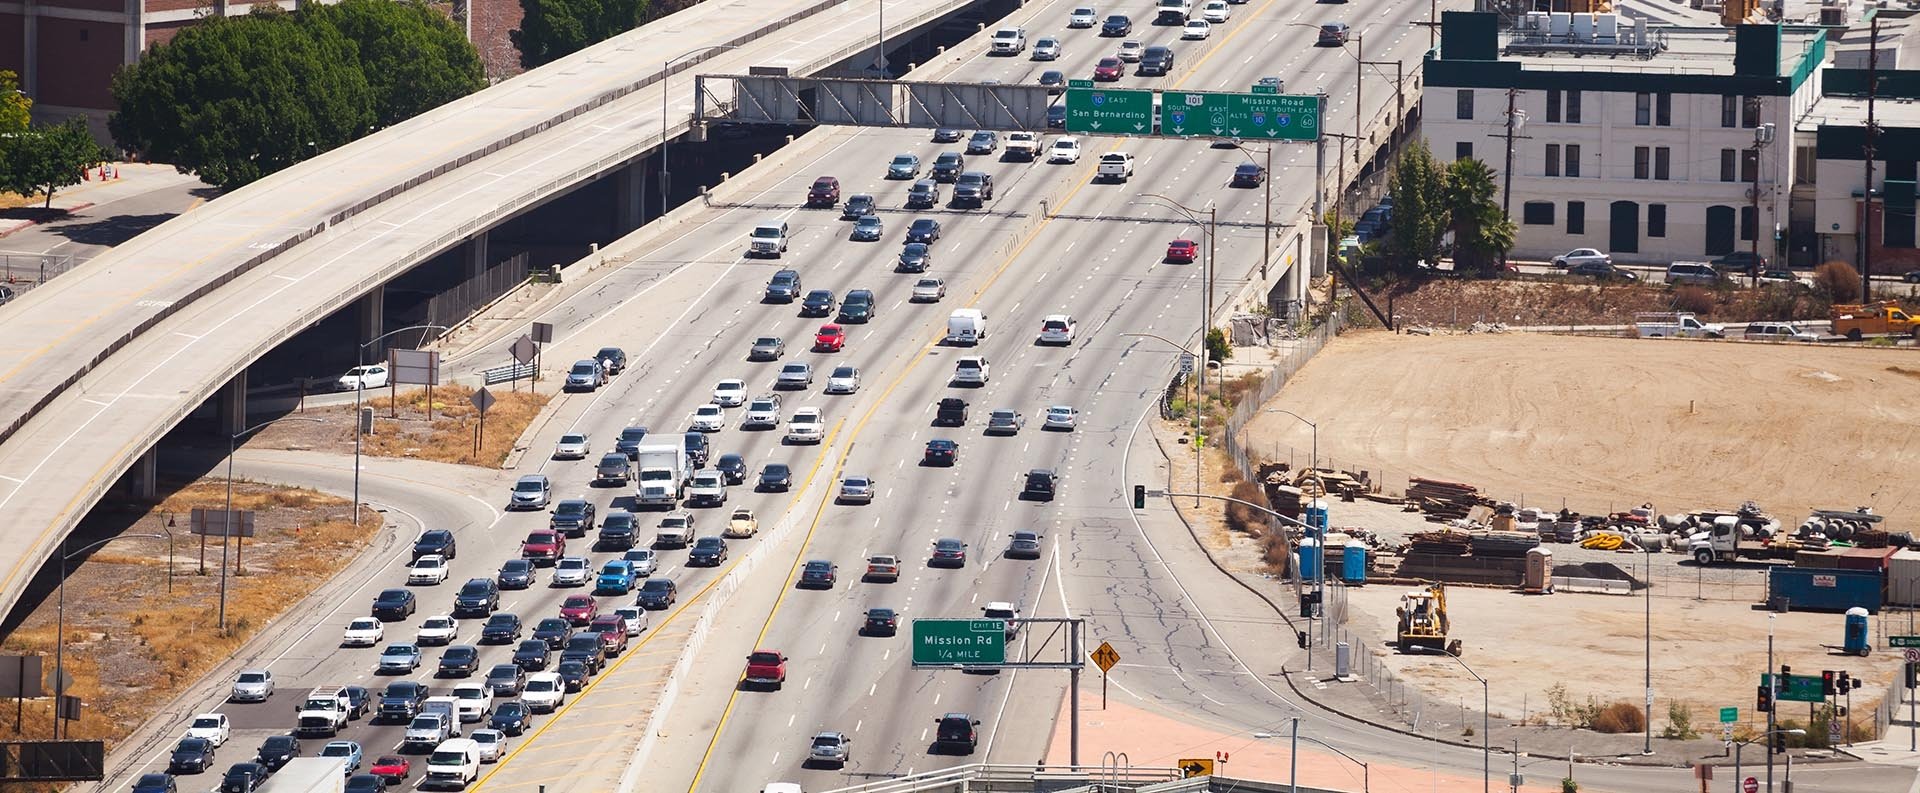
723;507;759;538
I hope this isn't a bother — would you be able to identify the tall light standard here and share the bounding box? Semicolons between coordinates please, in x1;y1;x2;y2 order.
1226;141;1275;280
1411;644;1490;793
224;416;323;632
873;0;887;72
1643;539;1654;755
1287;717;1370;793
53;533;167;737
662;45;741;220
1135;193;1218;397
1265;408;1318;474
1735;728;1804;793
1291;25;1365;152
352;324;447;533
1124;332;1210;510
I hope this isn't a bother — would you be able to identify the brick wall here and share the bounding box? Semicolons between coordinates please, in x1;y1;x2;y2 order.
470;0;524;81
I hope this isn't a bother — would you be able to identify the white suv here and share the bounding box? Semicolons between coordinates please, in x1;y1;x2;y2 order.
786;408;825;444
991;27;1027;54
953;357;990;385
1038;314;1076;345
743;395;783;428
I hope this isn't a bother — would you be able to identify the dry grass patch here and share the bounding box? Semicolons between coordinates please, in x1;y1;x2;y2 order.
357;385;549;466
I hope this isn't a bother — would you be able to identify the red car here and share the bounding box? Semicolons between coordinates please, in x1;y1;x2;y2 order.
1093;57;1123;81
744;649;788;690
813;323;847;352
370;755;410;784
559;594;599;626
521;530;564;566
1165;239;1198;263
589;614;630;656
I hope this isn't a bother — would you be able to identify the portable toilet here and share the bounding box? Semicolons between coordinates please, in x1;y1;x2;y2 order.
1299;537;1322;581
1524;546;1554;594
1844;607;1871;656
1303;499;1329;539
1341;539;1368;585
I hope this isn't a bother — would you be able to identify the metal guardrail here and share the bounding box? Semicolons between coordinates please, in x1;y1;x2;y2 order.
482;362;537;385
817;764;1183;793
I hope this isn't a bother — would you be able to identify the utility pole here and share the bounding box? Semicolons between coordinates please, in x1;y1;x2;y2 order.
1501;88;1519;217
1262;143;1273;280
1864;15;1880;299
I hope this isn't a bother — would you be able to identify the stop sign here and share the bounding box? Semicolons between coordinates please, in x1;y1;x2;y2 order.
1743;777;1759;793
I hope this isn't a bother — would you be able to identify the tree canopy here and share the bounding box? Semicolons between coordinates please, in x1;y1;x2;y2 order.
0;119;108;208
515;0;651;69
110;2;481;189
1444;157;1516;276
0;70;31;135
1381;142;1516;276
1382;141;1449;269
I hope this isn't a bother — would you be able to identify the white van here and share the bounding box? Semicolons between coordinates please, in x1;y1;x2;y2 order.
946;309;988;345
425;737;481;789
421;696;463;736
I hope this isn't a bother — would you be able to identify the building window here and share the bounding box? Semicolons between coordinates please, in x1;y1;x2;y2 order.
1742;96;1760;128
1648;204;1667;238
1634;147;1651;180
79;28;90;42
1655;147;1671;181
1547;90;1562;123
1568;201;1586;235
1457;89;1474;120
1455;141;1473;160
1523;201;1555;225
1656;93;1672;126
1721;149;1737;182
1741;149;1759;183
1565;144;1580;177
1567;91;1582;123
1545;144;1560;177
1721;96;1738;128
1741;206;1757;241
1794;145;1817;186
1635;93;1651;126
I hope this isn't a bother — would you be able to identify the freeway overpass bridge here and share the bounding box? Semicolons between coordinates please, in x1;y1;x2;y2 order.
0;0;1014;624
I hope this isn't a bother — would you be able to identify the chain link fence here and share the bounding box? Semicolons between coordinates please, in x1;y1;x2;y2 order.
0;251;78;291
1220;313;1344;482
420;252;531;342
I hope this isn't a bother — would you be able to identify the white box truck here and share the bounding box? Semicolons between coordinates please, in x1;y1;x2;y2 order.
946;309;988;345
257;757;346;793
634;444;689;507
1156;0;1193;23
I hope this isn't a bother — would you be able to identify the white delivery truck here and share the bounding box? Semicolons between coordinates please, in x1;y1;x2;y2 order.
634;444;690;507
256;757;346;793
946;309;989;345
1156;0;1193;23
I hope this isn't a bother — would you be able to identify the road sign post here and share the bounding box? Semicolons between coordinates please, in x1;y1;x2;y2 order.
1763;673;1826;703
1892;635;1920;648
911;619;1007;666
1091;641;1120;709
1064;88;1154;135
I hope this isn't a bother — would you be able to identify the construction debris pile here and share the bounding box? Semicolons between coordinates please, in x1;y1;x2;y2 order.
1406;478;1489;521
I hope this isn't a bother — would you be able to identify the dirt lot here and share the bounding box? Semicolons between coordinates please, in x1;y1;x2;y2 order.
253;384;549;467
1246;331;1920;527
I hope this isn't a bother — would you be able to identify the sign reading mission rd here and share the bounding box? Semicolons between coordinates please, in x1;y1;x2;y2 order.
911;619;1007;666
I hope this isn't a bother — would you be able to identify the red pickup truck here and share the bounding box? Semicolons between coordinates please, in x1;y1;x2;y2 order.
521;530;565;565
743;650;787;690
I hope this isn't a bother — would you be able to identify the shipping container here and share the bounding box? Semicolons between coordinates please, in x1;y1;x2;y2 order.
1887;549;1920;607
1767;567;1882;613
1836;546;1900;572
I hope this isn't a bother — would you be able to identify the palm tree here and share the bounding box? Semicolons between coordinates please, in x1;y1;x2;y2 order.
1444;158;1516;276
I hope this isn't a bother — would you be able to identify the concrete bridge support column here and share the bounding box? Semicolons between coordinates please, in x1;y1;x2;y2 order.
217;369;248;437
358;286;386;362
124;448;158;501
613;161;645;235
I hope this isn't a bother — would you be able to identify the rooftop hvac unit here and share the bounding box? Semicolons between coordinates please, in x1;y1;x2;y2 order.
1571;12;1596;42
1549;12;1573;37
1523;11;1549;32
1595;13;1619;42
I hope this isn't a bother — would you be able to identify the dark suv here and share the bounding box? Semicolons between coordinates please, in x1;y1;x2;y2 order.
952;171;994;207
806;176;841;208
452;578;499;617
838;290;877;324
935;398;968;426
907;179;941;208
1023;468;1058;501
598;511;639;550
765;269;803;302
561;634;607;674
549;499;596;537
931;152;966;183
1139;46;1174;75
933;713;981;754
412;530;456;560
594;347;628;375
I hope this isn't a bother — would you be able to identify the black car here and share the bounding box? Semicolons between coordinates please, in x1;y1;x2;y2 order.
556;660;591;692
343;686;372;719
1710;251;1768;275
490;701;531;735
1039;70;1066;91
636;578;678;610
1568;261;1637;281
594;346;629;375
513;639;554;671
219;762;270;793
549;499;596;537
497;559;536;590
485;663;526;696
132;773;178;793
412;530;456;560
1101;14;1132;35
371;589;416;621
801;289;838;317
924;439;959;466
905;218;942;244
839;289;877;323
533;617;574;650
615;426;650;459
1047;104;1066;129
344;774;387;793
688;536;729;566
933;713;981;754
935;398;968;426
931;152;966;183
897;243;932;273
169;737;217;774
759;463;793;491
1231;163;1266;187
1023;468;1059;500
437;645;481;677
560;635;607;673
254;735;301;772
931;538;969;567
379;681;428;722
453;578;499;616
798;560;838;589
684;432;710;467
1006;531;1043;559
479;613;523;644
863;608;899;636
598;512;640;550
715;453;747;484
840;193;876;219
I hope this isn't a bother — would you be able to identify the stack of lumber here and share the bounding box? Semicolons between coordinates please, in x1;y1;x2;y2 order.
1855;529;1891;549
1471;530;1541;558
1407;477;1487;521
1408;529;1472;556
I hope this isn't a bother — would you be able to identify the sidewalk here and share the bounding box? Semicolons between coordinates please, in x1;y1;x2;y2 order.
0;163;202;239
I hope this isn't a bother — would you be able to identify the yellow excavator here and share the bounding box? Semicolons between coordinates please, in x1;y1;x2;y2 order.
1396;583;1463;656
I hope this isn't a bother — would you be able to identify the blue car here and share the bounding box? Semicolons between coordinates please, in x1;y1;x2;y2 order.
319;741;363;775
490;701;531;735
594;561;637;595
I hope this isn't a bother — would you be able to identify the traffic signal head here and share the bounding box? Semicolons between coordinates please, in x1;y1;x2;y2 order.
1908;661;1919;690
1133;484;1146;509
1756;683;1773;713
1838;671;1852;693
1772;732;1787;754
1297;630;1309;648
1823;670;1837;696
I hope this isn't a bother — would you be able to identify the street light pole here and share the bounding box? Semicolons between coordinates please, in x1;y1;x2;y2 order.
1123;332;1211;509
1265;409;1318;473
352;324;448;535
1290;720;1371;793
663;46;741;222
224;416;323;632
1645;542;1654;755
54;534;165;737
1413;645;1490;793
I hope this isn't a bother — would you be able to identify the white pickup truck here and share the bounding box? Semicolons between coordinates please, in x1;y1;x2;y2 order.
1097;152;1135;183
296;689;352;737
1005;132;1040;161
1634;312;1725;339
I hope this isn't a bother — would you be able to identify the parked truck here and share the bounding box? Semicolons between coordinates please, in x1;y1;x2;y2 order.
1634;312;1724;339
256;757;346;793
633;444;689;507
1688;515;1796;565
1831;300;1920;340
295;688;351;737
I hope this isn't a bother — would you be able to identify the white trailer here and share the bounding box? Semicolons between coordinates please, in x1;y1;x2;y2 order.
634;444;689;507
257;758;346;793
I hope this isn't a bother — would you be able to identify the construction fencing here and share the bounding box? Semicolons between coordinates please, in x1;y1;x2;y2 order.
0;251;77;289
1220;313;1344;483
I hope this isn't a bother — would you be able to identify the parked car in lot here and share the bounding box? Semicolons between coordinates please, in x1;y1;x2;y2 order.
1550;247;1610;269
1567;261;1637;282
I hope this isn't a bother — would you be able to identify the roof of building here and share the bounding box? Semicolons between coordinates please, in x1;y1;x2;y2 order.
1495;24;1826;79
1430;12;1827;95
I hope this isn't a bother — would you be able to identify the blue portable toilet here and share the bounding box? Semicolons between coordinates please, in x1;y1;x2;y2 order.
1845;607;1871;656
1304;498;1330;540
1341;540;1368;585
1299;537;1322;581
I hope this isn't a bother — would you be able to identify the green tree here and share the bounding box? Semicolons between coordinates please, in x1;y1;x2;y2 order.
1443;157;1516;276
110;12;376;189
302;0;483;128
0;70;31;135
515;0;650;69
0;120;108;208
1383;141;1447;271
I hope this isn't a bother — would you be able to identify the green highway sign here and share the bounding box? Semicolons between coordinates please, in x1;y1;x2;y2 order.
1892;635;1920;648
1251;84;1279;95
1064;88;1155;134
912;619;1007;666
1159;90;1320;141
1763;673;1827;703
1720;707;1738;723
1067;79;1094;89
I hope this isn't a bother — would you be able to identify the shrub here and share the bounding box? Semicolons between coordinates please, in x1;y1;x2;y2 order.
1670;285;1714;315
1814;261;1862;303
1660;702;1700;740
1225;480;1269;535
1591;702;1647;734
